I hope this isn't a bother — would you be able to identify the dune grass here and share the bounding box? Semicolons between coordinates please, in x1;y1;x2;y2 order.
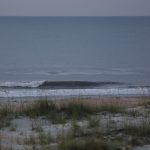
59;138;122;150
87;116;100;128
0;103;14;129
0;99;128;128
124;121;150;137
0;98;150;149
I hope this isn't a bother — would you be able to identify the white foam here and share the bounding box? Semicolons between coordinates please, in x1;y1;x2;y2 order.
0;81;44;88
0;88;149;98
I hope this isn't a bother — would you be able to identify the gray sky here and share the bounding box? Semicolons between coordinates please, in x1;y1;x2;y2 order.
0;0;150;16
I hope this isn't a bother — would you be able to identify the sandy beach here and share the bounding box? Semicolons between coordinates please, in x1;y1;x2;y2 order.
0;96;150;150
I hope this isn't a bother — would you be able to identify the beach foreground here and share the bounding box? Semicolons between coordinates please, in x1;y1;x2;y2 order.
0;97;150;150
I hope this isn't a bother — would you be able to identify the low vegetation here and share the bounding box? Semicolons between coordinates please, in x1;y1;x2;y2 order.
0;98;150;150
0;99;126;124
124;121;150;137
59;138;122;150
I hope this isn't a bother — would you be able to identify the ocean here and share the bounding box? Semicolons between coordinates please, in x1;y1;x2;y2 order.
0;16;150;98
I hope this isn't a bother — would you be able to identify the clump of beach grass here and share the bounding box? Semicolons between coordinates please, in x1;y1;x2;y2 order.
59;101;96;119
59;100;126;120
142;99;150;108
24;135;37;146
87;116;100;128
22;100;57;117
22;100;66;124
126;109;141;117
21;99;126;122
97;104;126;114
24;132;54;146
0;103;14;129
59;138;122;150
0;99;127;122
38;132;53;145
31;120;43;133
124;121;150;137
9;123;17;132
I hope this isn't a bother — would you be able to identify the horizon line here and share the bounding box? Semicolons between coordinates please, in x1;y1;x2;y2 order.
0;15;150;17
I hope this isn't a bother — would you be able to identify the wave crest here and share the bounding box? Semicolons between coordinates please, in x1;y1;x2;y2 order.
0;81;44;88
0;81;124;89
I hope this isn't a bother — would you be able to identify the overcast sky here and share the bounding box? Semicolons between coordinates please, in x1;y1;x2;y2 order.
0;0;150;16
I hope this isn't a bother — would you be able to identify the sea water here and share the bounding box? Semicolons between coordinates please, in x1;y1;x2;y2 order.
0;16;150;98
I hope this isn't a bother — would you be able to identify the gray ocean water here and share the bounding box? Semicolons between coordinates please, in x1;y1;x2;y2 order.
0;16;150;98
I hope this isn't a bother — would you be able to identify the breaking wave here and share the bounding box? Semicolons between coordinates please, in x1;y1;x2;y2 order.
0;81;124;89
0;81;44;88
0;81;150;98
